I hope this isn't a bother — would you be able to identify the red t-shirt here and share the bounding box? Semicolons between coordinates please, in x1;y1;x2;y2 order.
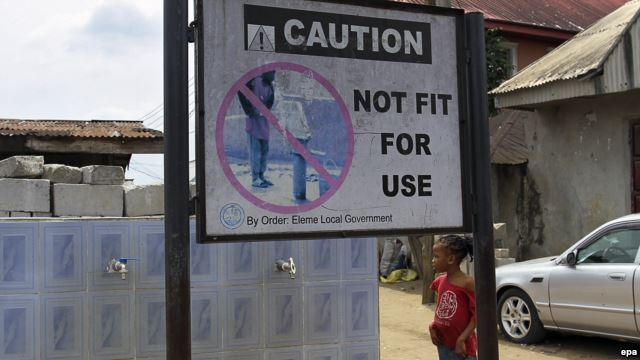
431;274;477;357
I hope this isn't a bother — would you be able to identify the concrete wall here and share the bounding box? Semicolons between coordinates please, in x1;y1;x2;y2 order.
501;91;640;259
492;164;528;259
0;161;164;218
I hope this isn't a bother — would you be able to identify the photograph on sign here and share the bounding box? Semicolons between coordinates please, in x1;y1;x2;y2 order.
216;62;353;214
197;0;470;240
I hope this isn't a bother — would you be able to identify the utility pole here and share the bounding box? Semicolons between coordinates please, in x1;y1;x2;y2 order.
466;12;500;360
164;0;191;358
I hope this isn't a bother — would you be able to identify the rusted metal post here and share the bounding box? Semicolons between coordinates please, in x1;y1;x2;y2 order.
466;12;499;360
164;0;191;358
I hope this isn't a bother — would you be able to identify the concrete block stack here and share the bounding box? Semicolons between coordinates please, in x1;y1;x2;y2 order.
0;156;50;217
53;165;125;217
493;223;516;267
458;223;515;276
124;184;164;217
43;164;83;184
494;248;516;267
0;156;167;218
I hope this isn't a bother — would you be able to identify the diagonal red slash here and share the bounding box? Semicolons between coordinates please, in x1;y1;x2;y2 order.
238;84;339;188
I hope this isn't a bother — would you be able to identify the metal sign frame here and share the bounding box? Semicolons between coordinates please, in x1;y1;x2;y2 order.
195;0;472;243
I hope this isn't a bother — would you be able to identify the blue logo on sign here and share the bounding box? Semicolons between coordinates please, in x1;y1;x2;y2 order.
220;203;245;229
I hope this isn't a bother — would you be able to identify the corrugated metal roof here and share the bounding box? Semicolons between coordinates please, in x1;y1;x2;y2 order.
490;109;529;165
602;15;640;93
491;0;640;96
452;0;626;32
0;119;163;139
393;0;625;32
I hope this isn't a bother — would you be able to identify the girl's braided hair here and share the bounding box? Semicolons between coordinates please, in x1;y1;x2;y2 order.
436;234;474;263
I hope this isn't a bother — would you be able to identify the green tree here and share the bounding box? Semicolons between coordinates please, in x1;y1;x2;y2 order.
485;29;512;115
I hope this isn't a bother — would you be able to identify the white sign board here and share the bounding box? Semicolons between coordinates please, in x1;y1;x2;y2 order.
198;0;470;241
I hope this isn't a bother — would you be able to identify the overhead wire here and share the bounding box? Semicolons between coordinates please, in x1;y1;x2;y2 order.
128;165;164;181
143;86;197;130
133;76;198;181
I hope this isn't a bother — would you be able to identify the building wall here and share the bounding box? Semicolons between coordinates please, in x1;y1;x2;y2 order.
0;218;379;360
515;91;640;259
491;164;526;253
502;34;562;73
514;37;558;70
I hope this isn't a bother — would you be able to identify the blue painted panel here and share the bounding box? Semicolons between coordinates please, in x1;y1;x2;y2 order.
0;295;37;359
136;222;165;289
265;241;301;283
41;223;85;292
223;287;263;350
0;219;382;358
342;238;377;280
266;285;302;347
190;224;219;286
221;350;262;360
191;289;220;354
304;283;340;344
343;281;379;341
223;243;263;285
303;239;339;281
41;293;84;359
88;222;133;290
192;353;221;360
0;223;36;293
264;347;302;360
89;291;133;359
342;341;379;360
305;345;340;360
136;291;166;357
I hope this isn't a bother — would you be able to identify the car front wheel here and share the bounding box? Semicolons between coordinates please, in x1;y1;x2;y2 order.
497;288;546;344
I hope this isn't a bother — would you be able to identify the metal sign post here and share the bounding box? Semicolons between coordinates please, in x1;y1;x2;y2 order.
164;0;191;358
466;12;499;360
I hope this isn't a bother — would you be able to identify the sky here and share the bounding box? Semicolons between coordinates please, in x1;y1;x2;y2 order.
0;1;194;184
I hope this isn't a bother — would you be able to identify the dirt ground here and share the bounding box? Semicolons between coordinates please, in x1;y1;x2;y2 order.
379;280;635;360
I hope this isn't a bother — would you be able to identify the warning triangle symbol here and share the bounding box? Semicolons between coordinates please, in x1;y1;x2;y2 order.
248;26;274;52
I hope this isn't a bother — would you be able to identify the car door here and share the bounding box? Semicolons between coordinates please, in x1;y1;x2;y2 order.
549;227;640;337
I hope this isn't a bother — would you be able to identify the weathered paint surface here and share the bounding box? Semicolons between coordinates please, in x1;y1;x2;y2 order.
494;90;640;259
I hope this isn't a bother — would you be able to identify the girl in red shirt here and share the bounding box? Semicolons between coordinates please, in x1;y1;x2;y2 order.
429;235;477;360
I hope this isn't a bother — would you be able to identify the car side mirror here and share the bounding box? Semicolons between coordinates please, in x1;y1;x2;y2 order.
566;250;577;266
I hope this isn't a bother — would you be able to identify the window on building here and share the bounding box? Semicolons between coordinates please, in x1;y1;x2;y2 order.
501;42;518;77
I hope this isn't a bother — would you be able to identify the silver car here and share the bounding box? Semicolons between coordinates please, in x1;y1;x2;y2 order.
495;213;640;343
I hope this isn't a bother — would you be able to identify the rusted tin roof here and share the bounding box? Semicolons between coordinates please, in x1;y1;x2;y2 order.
491;0;640;97
490;110;529;165
394;0;625;32
0;119;163;139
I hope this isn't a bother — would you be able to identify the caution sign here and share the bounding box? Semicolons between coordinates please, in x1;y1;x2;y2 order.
243;4;432;64
198;0;470;241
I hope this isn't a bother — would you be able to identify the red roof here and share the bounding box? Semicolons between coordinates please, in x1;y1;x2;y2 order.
394;0;626;33
0;119;163;139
